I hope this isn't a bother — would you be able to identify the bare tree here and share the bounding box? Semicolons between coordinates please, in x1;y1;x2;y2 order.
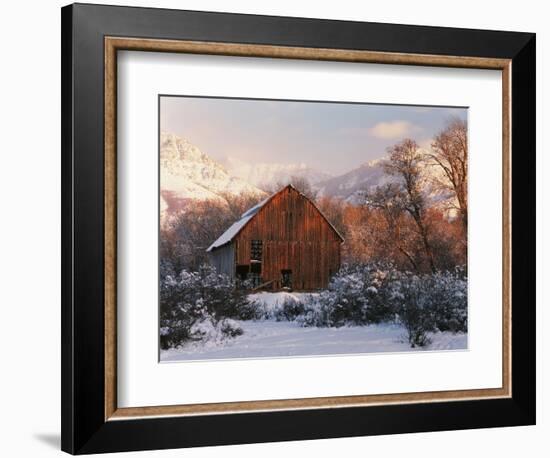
316;196;347;240
384;139;436;273
219;191;266;220
340;204;373;265
162;193;266;272
269;175;318;203
428;118;468;234
364;183;420;272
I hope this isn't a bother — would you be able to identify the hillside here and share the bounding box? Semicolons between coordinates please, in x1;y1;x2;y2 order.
160;132;267;221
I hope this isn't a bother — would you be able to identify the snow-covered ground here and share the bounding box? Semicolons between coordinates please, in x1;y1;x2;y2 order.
160;320;467;362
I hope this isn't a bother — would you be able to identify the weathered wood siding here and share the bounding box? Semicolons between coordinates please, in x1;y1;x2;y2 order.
207;243;235;279
234;186;341;290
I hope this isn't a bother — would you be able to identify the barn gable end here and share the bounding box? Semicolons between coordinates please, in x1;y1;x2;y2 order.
207;185;343;290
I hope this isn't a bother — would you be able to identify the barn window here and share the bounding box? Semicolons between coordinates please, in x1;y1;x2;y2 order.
249;241;263;287
251;240;263;261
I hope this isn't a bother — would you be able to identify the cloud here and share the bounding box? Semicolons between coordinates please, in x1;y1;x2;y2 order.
368;120;420;139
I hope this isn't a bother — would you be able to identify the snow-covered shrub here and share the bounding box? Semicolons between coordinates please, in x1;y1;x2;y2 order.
298;264;396;327
388;268;468;347
276;296;307;321
427;268;468;333
293;264;467;348
388;272;436;347
189;317;244;343
247;292;307;321
297;291;336;327
159;264;249;349
188;316;219;342
220;318;244;338
196;264;256;320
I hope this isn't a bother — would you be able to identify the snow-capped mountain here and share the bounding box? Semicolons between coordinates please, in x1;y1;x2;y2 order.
160;132;267;220
315;158;393;202
315;156;456;210
159;132;456;223
223;156;332;191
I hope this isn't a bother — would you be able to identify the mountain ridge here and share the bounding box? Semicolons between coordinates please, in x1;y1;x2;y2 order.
160;132;267;222
222;156;332;191
160;132;455;222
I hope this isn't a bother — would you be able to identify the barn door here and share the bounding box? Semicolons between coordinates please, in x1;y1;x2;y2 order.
281;269;292;289
235;265;250;288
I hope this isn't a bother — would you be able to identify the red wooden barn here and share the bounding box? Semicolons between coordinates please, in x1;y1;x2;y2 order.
207;185;344;290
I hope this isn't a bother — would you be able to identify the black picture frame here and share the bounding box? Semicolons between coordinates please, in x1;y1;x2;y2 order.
61;3;535;454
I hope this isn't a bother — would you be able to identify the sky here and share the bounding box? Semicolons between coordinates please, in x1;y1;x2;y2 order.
160;96;467;175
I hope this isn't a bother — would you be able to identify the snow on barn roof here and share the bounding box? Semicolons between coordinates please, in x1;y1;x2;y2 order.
206;185;344;252
206;196;270;252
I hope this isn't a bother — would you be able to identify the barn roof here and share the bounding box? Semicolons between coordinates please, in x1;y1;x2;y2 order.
206;185;344;252
206;196;269;252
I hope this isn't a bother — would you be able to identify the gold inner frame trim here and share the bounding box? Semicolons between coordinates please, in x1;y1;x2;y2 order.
104;36;512;421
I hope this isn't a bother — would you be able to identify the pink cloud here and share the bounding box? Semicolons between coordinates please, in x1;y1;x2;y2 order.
368;120;421;139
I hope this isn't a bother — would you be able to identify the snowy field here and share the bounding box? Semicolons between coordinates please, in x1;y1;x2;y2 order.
160;305;467;362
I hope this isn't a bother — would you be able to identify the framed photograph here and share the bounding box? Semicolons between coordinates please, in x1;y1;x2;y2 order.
61;3;536;454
